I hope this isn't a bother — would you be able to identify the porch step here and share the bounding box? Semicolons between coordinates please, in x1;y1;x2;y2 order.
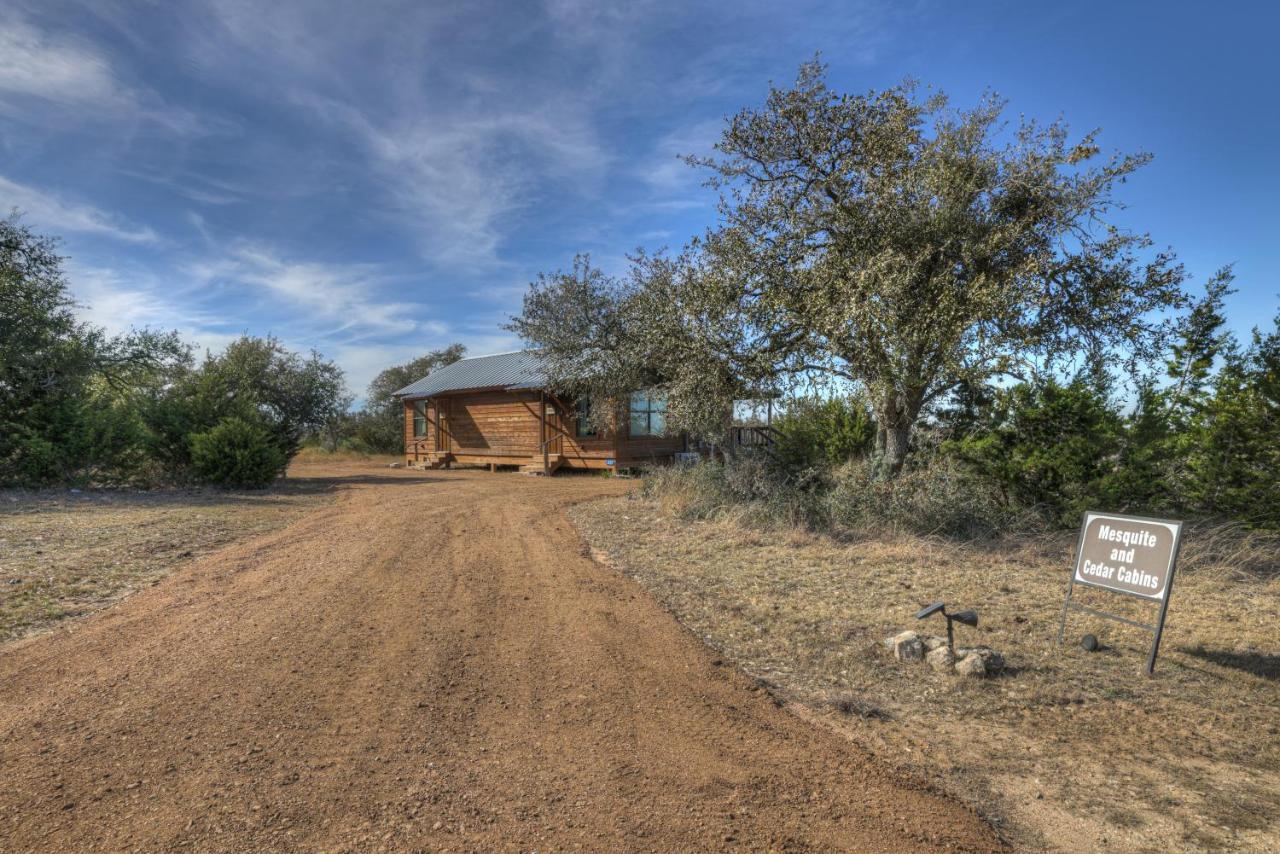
520;454;564;476
423;452;453;469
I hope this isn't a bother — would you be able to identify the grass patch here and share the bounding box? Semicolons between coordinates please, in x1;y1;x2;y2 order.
0;481;333;642
292;447;402;464
573;493;1280;851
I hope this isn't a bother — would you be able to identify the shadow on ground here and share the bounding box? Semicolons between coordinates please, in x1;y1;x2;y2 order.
287;474;443;487
1180;646;1280;681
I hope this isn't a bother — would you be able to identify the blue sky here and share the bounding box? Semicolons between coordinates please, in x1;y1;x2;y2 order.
3;0;1277;401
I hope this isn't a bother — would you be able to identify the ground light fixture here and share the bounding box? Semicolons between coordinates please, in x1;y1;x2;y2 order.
915;601;979;657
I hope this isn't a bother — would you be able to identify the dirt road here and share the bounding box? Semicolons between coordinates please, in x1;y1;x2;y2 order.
1;464;999;851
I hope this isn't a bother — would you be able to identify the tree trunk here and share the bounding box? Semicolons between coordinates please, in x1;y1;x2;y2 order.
873;390;922;478
882;420;911;477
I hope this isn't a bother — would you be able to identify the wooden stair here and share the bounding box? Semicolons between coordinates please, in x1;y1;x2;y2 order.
422;452;453;469
520;454;564;476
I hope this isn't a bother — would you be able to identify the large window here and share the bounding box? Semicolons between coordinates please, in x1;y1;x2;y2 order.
629;391;666;437
576;398;597;437
412;400;427;437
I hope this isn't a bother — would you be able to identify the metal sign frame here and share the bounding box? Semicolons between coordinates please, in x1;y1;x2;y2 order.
1056;511;1185;676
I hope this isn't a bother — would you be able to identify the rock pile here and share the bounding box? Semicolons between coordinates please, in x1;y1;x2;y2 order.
883;630;1005;678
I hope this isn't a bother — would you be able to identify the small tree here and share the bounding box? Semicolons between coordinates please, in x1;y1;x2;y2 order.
189;417;287;488
1181;317;1280;526
510;251;788;443
946;378;1125;523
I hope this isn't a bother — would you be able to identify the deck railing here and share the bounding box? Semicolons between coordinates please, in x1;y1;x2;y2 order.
729;425;778;450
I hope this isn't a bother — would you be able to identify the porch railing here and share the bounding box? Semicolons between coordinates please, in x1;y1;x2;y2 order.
729;425;778;449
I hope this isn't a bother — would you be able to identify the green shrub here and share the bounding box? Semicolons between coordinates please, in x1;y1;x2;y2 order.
772;395;875;470
143;336;348;479
189;417;287;488
945;379;1124;525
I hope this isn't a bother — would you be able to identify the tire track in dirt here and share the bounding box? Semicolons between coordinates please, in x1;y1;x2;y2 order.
1;464;1000;851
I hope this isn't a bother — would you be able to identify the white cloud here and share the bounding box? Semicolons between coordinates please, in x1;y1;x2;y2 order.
639;118;724;192
1;175;159;243
0;9;212;134
179;1;614;268
67;260;236;354
184;244;424;338
300;91;610;268
0;15;130;110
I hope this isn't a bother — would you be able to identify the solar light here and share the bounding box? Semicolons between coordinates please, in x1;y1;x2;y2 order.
915;601;980;658
1081;633;1099;652
915;602;945;620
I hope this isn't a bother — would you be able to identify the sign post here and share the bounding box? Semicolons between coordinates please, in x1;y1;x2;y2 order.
1057;511;1184;676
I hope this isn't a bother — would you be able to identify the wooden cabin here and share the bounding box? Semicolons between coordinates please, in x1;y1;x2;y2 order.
395;350;687;475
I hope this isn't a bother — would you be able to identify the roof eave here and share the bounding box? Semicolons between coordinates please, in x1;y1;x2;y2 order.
396;382;547;400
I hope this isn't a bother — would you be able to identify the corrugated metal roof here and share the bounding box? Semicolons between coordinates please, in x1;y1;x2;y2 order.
393;350;547;398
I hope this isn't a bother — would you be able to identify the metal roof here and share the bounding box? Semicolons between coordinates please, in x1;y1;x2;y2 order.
393;350;547;398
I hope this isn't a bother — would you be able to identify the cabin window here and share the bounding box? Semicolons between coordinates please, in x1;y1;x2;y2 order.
629;391;666;437
575;398;597;437
412;401;427;437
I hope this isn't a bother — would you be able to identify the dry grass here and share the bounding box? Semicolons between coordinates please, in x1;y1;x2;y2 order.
572;495;1280;852
0;482;334;642
292;447;402;464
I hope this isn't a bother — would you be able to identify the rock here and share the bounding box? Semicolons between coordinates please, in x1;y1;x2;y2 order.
886;631;924;662
922;635;949;651
388;462;403;468
926;645;955;672
955;647;1005;677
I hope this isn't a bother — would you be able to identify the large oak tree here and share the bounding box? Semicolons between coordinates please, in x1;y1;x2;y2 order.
692;60;1189;473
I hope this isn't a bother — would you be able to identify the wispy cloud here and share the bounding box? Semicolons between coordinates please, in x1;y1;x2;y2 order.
0;14;130;111
0;9;209;134
1;175;159;244
66;259;236;353
309;97;610;267
639;119;723;191
185;244;421;337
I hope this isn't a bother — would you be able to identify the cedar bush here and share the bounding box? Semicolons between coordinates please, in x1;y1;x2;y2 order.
944;379;1125;525
189;417;287;488
772;395;876;471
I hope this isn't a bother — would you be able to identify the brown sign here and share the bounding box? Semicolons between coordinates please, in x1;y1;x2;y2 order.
1072;512;1183;601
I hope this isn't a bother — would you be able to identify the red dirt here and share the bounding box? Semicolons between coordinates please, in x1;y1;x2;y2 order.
0;463;1000;851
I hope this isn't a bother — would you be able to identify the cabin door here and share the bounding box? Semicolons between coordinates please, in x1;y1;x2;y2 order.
542;393;563;456
550;401;563;456
434;398;450;453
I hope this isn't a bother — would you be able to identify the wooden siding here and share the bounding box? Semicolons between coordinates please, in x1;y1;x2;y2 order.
447;390;542;454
